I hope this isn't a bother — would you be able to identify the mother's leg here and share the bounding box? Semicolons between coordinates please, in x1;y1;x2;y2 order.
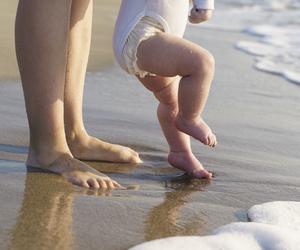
15;0;120;189
64;0;141;163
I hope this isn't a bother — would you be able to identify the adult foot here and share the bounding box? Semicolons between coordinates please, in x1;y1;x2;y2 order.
175;116;217;147
27;151;121;189
67;132;141;163
168;151;212;179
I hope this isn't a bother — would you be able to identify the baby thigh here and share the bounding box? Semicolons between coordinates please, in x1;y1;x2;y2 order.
137;32;215;124
136;33;214;78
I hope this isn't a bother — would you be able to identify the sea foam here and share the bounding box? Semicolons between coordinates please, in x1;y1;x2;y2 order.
236;25;300;84
129;201;300;250
201;0;300;85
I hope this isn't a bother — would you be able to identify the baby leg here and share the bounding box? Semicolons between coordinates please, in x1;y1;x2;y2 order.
137;33;217;147
138;75;212;179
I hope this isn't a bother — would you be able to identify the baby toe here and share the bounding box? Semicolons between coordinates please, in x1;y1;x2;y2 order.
192;169;212;179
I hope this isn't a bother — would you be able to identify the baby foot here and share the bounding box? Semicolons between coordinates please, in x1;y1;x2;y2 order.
168;151;212;179
175;116;217;147
67;134;142;163
27;152;122;189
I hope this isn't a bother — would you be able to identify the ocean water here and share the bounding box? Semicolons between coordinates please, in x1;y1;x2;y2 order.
130;201;300;250
1;2;300;249
203;0;300;84
126;2;300;249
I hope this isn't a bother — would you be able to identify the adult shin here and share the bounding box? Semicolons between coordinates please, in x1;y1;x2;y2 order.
15;0;73;162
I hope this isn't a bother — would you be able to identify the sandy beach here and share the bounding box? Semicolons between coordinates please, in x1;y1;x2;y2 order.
0;0;120;80
1;1;300;250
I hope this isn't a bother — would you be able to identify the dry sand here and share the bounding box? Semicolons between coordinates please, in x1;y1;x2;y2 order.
0;0;121;80
1;3;300;250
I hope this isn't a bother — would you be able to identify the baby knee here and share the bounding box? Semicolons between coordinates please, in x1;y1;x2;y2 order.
154;84;177;107
192;50;215;75
204;51;215;70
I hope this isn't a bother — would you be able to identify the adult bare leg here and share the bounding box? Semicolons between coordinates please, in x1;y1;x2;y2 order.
15;0;120;189
64;0;141;163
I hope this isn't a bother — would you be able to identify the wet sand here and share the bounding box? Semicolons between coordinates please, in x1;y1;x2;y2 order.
1;6;300;250
0;0;121;80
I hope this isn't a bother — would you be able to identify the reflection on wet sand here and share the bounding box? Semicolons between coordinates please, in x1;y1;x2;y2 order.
8;171;75;250
87;160;139;174
6;161;139;250
4;153;211;250
145;176;210;241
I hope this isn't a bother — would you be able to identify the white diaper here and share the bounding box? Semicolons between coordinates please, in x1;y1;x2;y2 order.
122;16;164;78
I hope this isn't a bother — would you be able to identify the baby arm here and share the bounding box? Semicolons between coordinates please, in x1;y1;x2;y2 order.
189;0;214;24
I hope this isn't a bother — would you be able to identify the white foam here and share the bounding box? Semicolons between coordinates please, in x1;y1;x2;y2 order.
129;233;261;250
248;201;300;231
129;201;300;250
236;41;277;57
201;0;300;85
235;24;300;85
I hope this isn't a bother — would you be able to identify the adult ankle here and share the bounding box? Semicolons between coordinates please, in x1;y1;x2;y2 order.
27;146;72;167
65;126;88;143
28;135;71;166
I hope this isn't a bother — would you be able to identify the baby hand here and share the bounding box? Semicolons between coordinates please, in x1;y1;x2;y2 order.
189;7;213;24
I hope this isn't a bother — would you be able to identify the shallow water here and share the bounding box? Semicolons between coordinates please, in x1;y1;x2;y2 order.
1;26;300;250
131;200;300;250
207;0;300;85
